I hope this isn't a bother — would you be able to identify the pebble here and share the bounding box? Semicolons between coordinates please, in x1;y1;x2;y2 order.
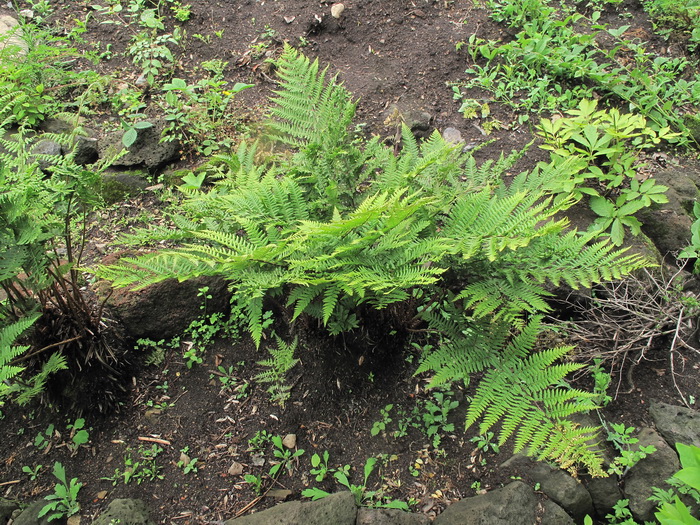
228;461;244;476
442;127;463;144
331;3;344;18
282;433;297;449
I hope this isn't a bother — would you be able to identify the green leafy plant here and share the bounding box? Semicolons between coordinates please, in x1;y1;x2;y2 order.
177;447;199;474
303;457;408;510
181;312;226;368
310;450;331;482
0;126;126;412
39;462;82;522
422;390;458;449
254;335;300;407
269;435;304;477
462;0;700;145
371;404;394;437
66;418;90;453
102;444;164;486
96;44;648;475
159;76;253;156
169;0;191;22
606;423;657;476
537;99;672;245
34;424;55;450
470;431;500;454
22;464;42;481
248;429;272;453
128;29;180;85
655;443;700;524
122;120;153;148
590;359;613;407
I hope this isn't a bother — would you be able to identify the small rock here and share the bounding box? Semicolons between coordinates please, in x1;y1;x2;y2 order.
96;490;108;499
228;461;244;476
0;16;27;55
67;515;81;525
93;499;154;525
251;454;265;467
284;15;296;23
144;408;162;420
268;489;292;500
31;138;63;171
282;434;297;449
331;3;345;18
442;127;463;144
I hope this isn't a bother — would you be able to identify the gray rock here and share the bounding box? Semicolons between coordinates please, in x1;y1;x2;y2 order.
99;169;151;204
649;400;700;449
0;15;27;55
0;498;19;525
96;262;230;341
31;138;63;171
356;507;430;525
10;501;51;525
501;454;593;522
224;491;356;525
442;127;463;144
638;168;700;256
93;498;155;525
99;119;180;169
39;117;75;135
226;501;303;524
37;118;98;165
433;481;537;525
541;500;575;525
585;475;622;517
74;134;99;165
623;427;680;523
383;103;432;138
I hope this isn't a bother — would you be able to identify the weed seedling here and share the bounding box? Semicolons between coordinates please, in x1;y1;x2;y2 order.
606;423;656;476
269;435;304;477
39;462;82;522
371;404;393;437
310;450;331;482
22;464;42;481
177;446;199;474
422;390;458;448
244;473;263;495
34;424;55;451
248;430;272;453
470;431;500;454
66;418;90;453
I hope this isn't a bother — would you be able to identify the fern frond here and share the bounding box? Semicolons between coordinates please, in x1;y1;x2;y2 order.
269;44;356;148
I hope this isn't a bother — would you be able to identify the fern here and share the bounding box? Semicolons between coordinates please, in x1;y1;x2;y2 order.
254;335;300;407
417;315;605;476
0;314;67;406
96;46;651;473
0;316;36;402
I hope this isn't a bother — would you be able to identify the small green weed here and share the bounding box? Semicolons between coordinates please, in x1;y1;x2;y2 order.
39;462;82;522
102;444;164;485
371;404;394;437
177;446;199;474
22;464;42;481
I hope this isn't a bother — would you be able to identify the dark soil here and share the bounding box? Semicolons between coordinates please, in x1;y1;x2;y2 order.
2;0;700;524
